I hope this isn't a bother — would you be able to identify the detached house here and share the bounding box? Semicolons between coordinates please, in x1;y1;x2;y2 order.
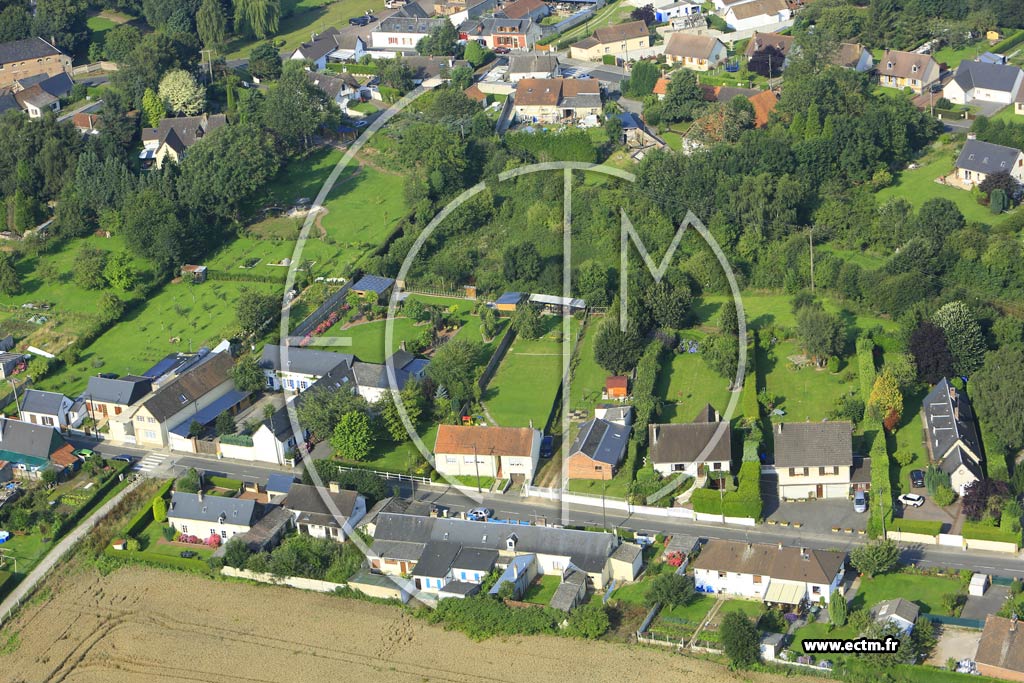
871;598;920;635
513;77;602;124
459;16;541;51
372;16;450;52
569;21;649;62
507;54;560;82
290;27;344;70
954;138;1024;188
167;490;263;541
649;404;732;479
10;72;74;118
664;34;728;71
19;389;85;430
306;71;372;108
771;421;854;500
744;31;794;71
831;42;874;72
876;50;940;94
945;60;1023;105
284;482;367;541
722;0;791;32
923;378;984;495
0;37;72;89
566;418;631;480
434;424;541;482
140;113;227;169
692;539;846;608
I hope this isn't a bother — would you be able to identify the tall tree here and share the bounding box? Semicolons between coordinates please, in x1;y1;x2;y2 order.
235;287;279;335
720;611;760;668
909;321;954;384
933;300;985;375
660;70;703;122
235;0;280;39
32;0;89;55
427;338;482;405
142;88;166;127
249;42;283;80
416;21;459;56
259;60;335;151
0;5;32;43
829;589;847;627
197;0;228;51
973;344;1024;459
158;68;206;116
867;369;903;429
331;411;373;461
0;253;21;296
796;306;845;366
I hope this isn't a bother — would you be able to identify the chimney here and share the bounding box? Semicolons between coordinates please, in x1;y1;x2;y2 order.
778;542;783;550
1013;614;1019;631
652;426;659;445
776;423;783;435
329;481;341;494
513;563;519;579
400;340;407;352
197;489;204;502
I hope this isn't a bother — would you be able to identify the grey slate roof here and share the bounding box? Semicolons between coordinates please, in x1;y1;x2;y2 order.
452;547;499;572
871;597;920;625
0;37;63;64
260;344;354;377
692;539;845;585
569;418;630;466
377;16;448;34
168;491;261;526
265;473;296;495
772;422;853;468
284;483;360;526
0;417;66;461
953;60;1023;94
923;378;981;460
261;403;296;440
401;57;470;81
141;113;227;154
649;421;732;465
26;71;73;98
352;361;409;390
412;540;462;578
0;93;19;115
85;375;153;405
372;513;618;574
508;54;559;75
439;580;480;596
956;138;1023;176
306;71;360;101
610;541;642;563
19;389;65;416
293;27;342;63
549;567;587;611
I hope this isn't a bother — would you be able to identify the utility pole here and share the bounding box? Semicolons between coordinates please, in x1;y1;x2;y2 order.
201;49;215;84
9;379;21;417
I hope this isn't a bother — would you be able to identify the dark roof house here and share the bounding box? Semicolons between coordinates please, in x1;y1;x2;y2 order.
168;491;262;527
140;352;233;422
951;60;1023;95
649;404;732;470
568;418;631;466
284;483;362;528
260;344;354;378
923;378;984;490
955;138;1024;177
85;375;153;406
773;422;853;468
692;539;846;585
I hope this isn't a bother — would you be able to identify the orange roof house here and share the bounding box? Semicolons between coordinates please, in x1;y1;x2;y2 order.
747;89;779;127
653;77;670;98
433;424;542;482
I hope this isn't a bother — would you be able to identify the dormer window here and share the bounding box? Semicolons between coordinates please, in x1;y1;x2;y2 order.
887;61;893;69
912;64;918;72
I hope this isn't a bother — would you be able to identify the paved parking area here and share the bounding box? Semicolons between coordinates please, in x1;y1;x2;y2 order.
962;584;1010;621
898;495;958;531
926;626;981;668
764;497;867;533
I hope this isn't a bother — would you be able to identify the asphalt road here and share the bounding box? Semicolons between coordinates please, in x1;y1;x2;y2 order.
65;437;1024;578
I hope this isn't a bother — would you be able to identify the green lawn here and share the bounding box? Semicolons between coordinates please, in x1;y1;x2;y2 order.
850;572;964;615
319;317;422;363
700;293;898;335
450;475;495;490
877;141;1011;225
341;423;438;473
568;320;608;412
817;245;886;271
86;15;117;48
892;387;928;496
42;279;280;396
793;619;858;658
522;574;561;604
225;0;385;59
660;595;716;622
138;519;214;560
555;0;631;43
566;466;634;498
989;104;1022;123
655;331;737;422
760;339;859;424
661;130;683;151
932;40;988;68
611;578;651;606
485;316;578;428
715;598;761;618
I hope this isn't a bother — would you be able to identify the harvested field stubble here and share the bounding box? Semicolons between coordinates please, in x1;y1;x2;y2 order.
1;565;828;682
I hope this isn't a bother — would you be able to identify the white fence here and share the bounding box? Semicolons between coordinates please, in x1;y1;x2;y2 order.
520;484;757;526
221;566;346;593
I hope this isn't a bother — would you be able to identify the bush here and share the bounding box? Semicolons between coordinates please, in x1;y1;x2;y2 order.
692;461;761;519
856;338;877;404
890;519;942;536
962;520;1021;545
827;356;839;373
933;485;956;507
208;475;243;491
893;450;915;467
925;466;951;496
427;595;560;640
161;525;176;541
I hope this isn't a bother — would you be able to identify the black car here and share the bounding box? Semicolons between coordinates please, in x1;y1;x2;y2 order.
180;550;197;559
112;454;137;463
910;469;925;488
349;15;371;26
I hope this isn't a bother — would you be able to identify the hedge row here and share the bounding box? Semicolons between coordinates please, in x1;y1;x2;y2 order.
123;478;175;539
962;520;1021;545
890;519;942;536
741;332;759;420
632;340;664;448
219;433;254;447
992;30;1024;54
205;269;288;284
691;461;762;519
856;338;876;405
208;475;243;490
866;426;892;538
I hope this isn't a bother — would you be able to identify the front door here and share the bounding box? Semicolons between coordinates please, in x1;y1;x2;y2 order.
697;464;706;477
816;484;824;498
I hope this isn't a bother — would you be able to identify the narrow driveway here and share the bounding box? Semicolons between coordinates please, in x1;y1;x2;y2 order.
0;476;143;625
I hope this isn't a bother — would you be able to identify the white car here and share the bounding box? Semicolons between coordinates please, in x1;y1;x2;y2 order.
466;507;493;521
898;493;925;508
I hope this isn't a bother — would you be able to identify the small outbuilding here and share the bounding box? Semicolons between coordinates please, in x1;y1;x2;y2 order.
970;573;990;597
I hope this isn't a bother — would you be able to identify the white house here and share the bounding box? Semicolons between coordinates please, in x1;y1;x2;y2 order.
954;138;1024;189
289;27;344;71
770;422;855;501
259;344;354;393
649;405;731;478
944;60;1023;106
433;424;541;482
371;16;450;51
217;403;303;466
692;540;846;607
284;482;367;541
654;0;701;23
663;33;728;71
167;491;262;541
923;378;986;495
723;0;791;32
19;389;85;429
506;53;561;82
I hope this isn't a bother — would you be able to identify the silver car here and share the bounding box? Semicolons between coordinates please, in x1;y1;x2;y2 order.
853;491;867;513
